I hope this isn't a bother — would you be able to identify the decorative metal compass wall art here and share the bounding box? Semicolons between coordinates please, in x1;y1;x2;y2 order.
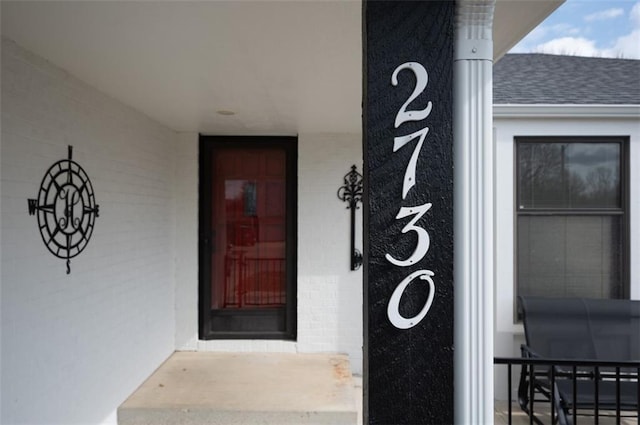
28;145;99;274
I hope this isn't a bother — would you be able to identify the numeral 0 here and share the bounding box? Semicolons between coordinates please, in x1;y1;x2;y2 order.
387;270;435;329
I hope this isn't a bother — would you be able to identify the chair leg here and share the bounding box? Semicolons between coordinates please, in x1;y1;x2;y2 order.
517;363;530;413
553;383;571;425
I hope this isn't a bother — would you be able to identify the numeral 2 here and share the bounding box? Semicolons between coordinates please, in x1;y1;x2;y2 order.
391;62;433;128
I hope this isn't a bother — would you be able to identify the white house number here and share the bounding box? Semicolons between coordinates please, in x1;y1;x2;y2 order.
386;62;436;330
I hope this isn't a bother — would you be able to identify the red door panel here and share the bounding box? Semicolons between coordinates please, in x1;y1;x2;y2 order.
212;148;286;309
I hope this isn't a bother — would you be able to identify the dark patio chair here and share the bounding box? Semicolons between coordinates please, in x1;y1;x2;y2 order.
517;296;640;425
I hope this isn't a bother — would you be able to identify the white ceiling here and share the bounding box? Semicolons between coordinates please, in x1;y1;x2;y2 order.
1;1;562;136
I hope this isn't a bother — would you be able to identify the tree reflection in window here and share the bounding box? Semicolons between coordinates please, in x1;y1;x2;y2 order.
516;138;627;303
518;143;620;209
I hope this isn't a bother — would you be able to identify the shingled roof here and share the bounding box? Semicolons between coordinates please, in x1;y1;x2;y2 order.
493;54;640;105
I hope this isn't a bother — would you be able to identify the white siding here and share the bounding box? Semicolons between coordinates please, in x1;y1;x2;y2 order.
1;39;177;424
493;115;640;399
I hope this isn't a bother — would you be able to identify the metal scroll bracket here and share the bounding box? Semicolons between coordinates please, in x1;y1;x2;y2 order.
337;164;363;271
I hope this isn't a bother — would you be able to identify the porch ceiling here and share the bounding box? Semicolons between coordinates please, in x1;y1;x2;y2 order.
1;0;562;136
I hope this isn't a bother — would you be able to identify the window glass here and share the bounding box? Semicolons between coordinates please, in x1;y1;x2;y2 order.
518;215;623;299
215;150;286;309
518;143;620;209
516;138;626;305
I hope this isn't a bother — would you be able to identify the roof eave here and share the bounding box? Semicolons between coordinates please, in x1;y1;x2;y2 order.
493;0;565;62
493;104;640;119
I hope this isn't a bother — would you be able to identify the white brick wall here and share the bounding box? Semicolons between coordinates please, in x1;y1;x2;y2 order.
173;132;199;351
1;37;365;425
297;133;363;372
1;39;177;424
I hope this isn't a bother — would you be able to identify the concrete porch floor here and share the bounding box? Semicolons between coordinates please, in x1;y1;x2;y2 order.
118;352;358;425
118;351;636;424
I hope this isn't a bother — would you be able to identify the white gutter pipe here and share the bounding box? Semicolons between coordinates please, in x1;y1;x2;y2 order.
453;1;495;423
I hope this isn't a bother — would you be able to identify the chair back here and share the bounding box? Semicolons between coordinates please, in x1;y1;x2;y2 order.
518;296;640;361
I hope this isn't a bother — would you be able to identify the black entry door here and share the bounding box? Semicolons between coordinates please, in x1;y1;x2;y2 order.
199;136;297;340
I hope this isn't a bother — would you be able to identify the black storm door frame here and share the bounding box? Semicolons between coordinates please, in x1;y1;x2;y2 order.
199;135;297;340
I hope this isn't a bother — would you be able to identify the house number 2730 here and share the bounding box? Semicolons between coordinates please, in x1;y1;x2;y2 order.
386;62;435;330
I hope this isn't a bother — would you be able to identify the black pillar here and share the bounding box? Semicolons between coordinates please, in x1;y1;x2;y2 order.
363;1;454;423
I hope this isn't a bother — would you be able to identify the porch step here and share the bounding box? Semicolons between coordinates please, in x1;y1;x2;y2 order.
118;352;358;425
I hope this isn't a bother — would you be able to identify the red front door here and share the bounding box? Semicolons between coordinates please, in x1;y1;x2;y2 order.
213;148;286;309
199;137;296;339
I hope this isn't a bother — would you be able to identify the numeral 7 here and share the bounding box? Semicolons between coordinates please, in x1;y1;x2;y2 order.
393;126;428;200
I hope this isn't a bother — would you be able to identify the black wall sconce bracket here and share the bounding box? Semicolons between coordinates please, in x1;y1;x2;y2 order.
337;164;363;271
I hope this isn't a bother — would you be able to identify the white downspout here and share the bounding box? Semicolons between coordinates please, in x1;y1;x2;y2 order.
453;1;495;423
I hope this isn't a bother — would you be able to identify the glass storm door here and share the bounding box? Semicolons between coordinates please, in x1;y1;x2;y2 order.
199;137;296;340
